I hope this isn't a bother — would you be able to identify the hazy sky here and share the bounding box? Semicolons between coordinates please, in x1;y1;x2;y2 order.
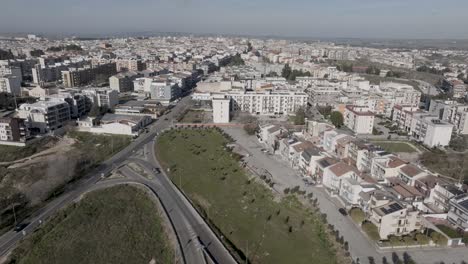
2;0;468;39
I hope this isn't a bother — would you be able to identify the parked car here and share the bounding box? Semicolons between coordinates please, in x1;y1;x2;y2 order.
153;167;161;174
14;223;28;232
338;208;348;216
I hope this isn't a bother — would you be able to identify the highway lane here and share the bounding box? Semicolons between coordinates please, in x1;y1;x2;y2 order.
0;97;192;258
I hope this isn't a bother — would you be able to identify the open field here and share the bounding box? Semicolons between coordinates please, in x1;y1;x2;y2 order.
156;128;340;264
0;137;58;163
0;131;131;235
420;151;468;183
371;141;419;153
8;185;173;264
179;110;209;123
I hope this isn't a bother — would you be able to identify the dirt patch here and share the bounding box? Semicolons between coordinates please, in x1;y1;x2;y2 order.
7;137;76;169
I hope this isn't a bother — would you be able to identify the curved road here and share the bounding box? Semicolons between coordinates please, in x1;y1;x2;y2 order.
0;96;237;264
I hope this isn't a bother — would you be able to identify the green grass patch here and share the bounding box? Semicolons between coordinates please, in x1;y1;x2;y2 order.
9;185;173;264
362;221;380;241
371;141;417;153
349;208;365;224
436;225;462;238
0;137;58;163
156;128;338;264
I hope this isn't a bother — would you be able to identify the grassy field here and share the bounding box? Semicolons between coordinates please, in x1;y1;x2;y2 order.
8;185;173;264
0;137;58;163
372;141;418;153
349;208;365;224
156;128;339;264
362;221;380;241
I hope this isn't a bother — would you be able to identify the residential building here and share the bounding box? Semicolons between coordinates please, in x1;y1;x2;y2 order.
116;59;145;72
442;79;467;98
410;114;453;147
109;71;141;93
18;101;71;133
447;194;468;231
429;100;468;134
226;90;308;115
397;164;427;186
369;201;422;240
149;81;181;104
78;113;151;136
0;75;21;95
82;88;119;109
212;98;230;123
344;105;375;134
426;183;465;213
62;62;116;87
0;117;29;144
370;155;408;182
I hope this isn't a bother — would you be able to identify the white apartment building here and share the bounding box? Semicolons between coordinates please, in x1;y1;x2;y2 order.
393;108;454;147
410;114;453;147
0;117;29;144
429;100;468;134
448;194;468;231
18;101;71;133
0;75;21;95
226;90;308;115
426;183;465;213
344;105;375;134
78;114;151;136
82;88;119;110
369;201;422;240
212;98;230;123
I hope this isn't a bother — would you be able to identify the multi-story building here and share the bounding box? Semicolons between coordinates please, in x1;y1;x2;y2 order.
369;201;422;239
18;101;71;133
426;183;464;213
116;59;145;72
442;78;467;98
46;92;89;118
344;105;375;134
226;90;308;115
370;155;408;182
149;81;181;104
429;100;468;134
62;62;116;88
212;98;230;123
82;88;119;109
0;75;21;95
109;71;141;93
409;114;453;147
0;117;29;143
447;194;468;231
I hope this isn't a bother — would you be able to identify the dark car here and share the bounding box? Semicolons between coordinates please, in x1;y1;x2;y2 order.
14;223;28;232
164;117;169;121
153;167;161;174
338;208;348;216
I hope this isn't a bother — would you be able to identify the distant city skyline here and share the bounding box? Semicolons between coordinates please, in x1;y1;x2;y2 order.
2;0;468;39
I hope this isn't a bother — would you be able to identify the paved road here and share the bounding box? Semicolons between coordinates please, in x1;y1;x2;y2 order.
223;127;468;264
133;145;237;264
0;96;237;264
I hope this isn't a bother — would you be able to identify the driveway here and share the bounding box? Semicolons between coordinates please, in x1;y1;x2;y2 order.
223;127;468;264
